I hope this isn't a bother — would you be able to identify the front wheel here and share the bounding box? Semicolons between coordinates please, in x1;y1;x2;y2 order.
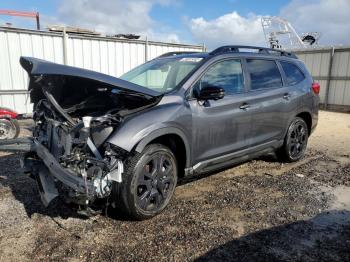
277;117;309;162
117;144;178;220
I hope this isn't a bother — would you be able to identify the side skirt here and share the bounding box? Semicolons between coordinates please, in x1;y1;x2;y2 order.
184;140;283;176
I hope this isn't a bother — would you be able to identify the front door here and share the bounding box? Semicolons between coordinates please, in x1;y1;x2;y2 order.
189;59;251;165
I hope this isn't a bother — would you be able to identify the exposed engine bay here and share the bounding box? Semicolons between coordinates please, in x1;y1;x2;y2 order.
32;96;124;205
13;57;162;211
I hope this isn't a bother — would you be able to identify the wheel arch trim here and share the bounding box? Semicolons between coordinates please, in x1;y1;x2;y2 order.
134;127;191;168
283;109;312;138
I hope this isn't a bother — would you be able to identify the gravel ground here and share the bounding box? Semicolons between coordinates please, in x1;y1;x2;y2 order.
0;111;349;261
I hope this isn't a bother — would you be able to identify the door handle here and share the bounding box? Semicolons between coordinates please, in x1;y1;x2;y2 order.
239;103;250;110
283;93;291;100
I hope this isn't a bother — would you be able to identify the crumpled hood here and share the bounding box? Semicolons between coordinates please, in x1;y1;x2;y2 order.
20;56;161;97
20;56;163;119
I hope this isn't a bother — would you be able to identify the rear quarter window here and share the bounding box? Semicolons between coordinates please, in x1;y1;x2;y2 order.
246;59;283;90
280;61;305;85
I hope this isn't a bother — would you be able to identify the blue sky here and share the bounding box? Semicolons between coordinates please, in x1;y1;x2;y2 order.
150;0;290;41
150;0;290;22
1;0;349;48
1;0;290;24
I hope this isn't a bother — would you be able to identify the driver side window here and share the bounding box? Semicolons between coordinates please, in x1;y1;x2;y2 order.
197;59;244;95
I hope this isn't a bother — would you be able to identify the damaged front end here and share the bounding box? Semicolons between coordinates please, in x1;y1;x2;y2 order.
2;57;162;210
27;107;125;207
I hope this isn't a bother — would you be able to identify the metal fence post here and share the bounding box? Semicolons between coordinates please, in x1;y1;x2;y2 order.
62;27;68;65
324;46;334;109
145;36;149;62
202;43;206;52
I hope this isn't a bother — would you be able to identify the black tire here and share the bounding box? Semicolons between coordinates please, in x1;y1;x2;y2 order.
277;117;308;162
0;119;20;139
116;144;178;220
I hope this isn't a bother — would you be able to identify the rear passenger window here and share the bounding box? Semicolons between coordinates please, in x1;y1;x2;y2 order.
280;61;305;85
199;59;244;95
246;59;283;90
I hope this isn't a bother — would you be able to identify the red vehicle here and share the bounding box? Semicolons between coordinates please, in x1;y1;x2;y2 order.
0;107;20;139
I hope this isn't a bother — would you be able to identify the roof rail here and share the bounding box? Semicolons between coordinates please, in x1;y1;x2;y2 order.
209;45;297;59
157;51;200;58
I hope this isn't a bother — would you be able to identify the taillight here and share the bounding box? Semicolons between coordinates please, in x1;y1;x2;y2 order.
312;82;320;95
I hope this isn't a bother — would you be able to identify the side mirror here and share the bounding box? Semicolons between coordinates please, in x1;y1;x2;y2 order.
195;85;225;101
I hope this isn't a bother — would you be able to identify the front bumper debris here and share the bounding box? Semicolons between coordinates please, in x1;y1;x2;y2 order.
0;138;95;206
0;137;34;152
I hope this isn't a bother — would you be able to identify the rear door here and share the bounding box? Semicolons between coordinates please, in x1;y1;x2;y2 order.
242;58;290;147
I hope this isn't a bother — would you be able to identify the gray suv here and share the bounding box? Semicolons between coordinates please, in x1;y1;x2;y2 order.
2;46;319;220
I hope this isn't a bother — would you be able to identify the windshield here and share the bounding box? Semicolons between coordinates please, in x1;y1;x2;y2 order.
120;57;203;93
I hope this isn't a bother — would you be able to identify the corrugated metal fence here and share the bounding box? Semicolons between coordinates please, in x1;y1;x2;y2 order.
2;28;348;113
294;46;350;111
0;27;203;113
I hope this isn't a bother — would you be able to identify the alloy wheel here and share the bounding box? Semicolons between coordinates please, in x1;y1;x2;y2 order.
136;153;175;212
288;121;307;158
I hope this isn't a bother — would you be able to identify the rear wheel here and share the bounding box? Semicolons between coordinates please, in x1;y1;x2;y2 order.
117;144;178;220
0;119;20;139
277;117;308;162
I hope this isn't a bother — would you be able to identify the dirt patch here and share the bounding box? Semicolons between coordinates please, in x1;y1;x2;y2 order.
0;111;349;261
308;111;350;156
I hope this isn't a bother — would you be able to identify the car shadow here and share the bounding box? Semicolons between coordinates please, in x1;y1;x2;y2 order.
195;210;350;262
